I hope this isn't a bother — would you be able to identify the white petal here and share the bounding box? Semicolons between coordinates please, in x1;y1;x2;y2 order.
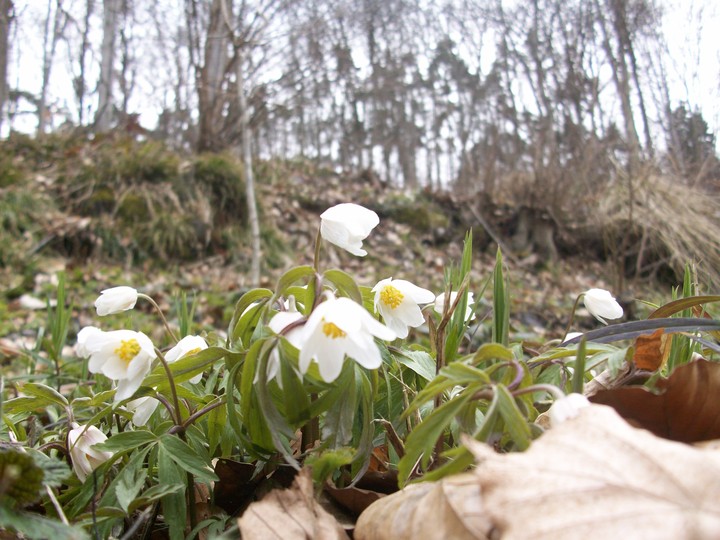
127;397;159;426
345;333;383;370
114;372;145;402
584;288;623;322
95;286;138;316
394;279;435;304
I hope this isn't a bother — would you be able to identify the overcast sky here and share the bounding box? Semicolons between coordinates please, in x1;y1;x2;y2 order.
5;0;720;146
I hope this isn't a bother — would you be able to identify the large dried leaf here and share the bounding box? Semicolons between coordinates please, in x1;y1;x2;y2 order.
237;468;349;540
467;404;720;539
590;359;720;442
354;473;490;540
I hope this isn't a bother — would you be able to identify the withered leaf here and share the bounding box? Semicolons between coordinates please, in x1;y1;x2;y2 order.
632;328;671;371
467;404;720;539
590;359;720;442
354;472;490;540
237;468;349;540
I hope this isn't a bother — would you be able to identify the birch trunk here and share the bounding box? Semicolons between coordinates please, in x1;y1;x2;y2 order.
0;0;11;133
96;0;119;132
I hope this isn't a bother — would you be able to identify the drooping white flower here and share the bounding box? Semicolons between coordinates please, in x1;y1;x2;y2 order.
94;286;138;316
264;301;306;387
80;328;156;402
548;393;591;426
583;288;623;324
299;293;395;382
372;278;435;339
164;335;208;384
320;203;379;257
125;396;160;427
68;423;114;482
433;291;476;322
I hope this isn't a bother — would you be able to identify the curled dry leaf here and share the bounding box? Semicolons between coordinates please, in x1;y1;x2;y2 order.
466;404;720;539
590;359;720;442
354;472;490;540
237;468;349;540
356;404;720;540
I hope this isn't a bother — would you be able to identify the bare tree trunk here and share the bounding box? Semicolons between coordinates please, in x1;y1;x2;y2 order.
75;0;93;125
197;0;230;151
0;0;11;133
236;52;262;286
96;0;119;132
38;0;64;134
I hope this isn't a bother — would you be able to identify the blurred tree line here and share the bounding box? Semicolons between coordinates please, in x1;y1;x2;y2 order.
1;0;718;196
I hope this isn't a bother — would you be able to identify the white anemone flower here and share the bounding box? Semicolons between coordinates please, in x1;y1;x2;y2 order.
68;423;114;482
264;304;306;387
76;325;103;357
164;335;208;384
80;328;156;402
126;396;160;427
583;288;623;324
320;203;379;256
94;286;138;316
372;278;435;339
433;291;476;322
299;293;395;382
548;393;591;426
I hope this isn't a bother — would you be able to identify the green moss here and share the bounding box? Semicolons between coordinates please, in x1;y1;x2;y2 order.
191;153;246;224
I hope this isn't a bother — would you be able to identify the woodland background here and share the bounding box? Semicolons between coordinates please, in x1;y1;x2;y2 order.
2;0;720;299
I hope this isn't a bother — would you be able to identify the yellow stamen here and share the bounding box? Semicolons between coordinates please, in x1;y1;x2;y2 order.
183;347;202;358
380;285;404;309
322;321;346;339
115;339;141;364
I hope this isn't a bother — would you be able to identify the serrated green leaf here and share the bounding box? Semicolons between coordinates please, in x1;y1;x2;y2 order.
279;352;312;426
322;363;357;447
27;449;70;488
116;463;148;513
159;435;218;483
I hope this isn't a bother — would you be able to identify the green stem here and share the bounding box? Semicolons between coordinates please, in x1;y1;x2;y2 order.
561;293;584;343
313;225;322;273
155;349;182;425
512;383;566;400
140;294;179;343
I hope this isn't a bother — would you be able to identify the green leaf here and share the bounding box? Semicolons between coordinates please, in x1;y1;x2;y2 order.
158;435;218;484
27;449;71;488
128;483;185;514
116;461;148;513
144;346;237;388
158;444;186;540
227;288;273;344
94;431;158;453
278;352;312;426
492;248;510;346
472;343;515;364
562;317;720;344
322;363;358;447
21;382;69;408
306;448;354;484
648;295;720;319
495;385;532;451
395;350;436;382
398;391;475;487
0;506;89;540
275;265;316;297
323;269;363;303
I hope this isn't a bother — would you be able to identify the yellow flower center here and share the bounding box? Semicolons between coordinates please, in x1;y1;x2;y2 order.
380;285;404;309
115;339;141;364
183;347;202;358
322;321;346;339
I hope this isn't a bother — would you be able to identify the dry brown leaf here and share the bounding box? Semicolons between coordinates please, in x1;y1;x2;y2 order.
590;359;720;442
354;472;490;540
632;328;672;371
467;404;720;539
237;468;349;540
